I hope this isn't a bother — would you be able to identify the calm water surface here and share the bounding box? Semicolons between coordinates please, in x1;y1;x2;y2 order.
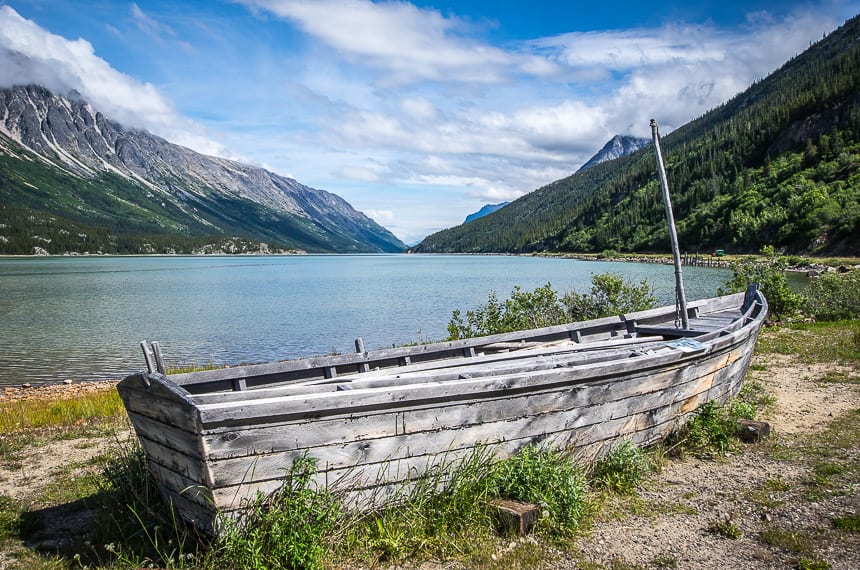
0;255;730;386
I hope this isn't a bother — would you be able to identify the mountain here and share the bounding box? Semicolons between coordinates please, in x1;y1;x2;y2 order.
576;135;651;173
0;85;405;254
464;202;509;223
412;15;860;256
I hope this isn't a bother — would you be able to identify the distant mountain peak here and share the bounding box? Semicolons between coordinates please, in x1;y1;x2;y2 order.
576;135;651;173
0;84;405;254
464;202;509;224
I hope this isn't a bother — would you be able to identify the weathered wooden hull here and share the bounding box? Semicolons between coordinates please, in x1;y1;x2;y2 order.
117;289;767;532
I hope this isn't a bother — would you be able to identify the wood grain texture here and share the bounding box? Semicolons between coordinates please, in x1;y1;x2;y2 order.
117;291;767;533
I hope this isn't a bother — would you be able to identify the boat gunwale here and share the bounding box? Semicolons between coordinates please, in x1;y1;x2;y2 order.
150;292;750;390
191;293;766;426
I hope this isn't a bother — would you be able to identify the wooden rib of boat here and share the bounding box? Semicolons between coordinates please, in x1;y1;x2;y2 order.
117;286;767;533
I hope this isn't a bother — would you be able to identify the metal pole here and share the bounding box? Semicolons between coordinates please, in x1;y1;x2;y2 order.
650;119;689;329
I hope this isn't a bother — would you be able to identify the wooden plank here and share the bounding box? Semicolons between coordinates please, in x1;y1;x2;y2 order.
163;293;748;393
164;301;706;391
207;380;726;509
194;342;728;427
126;411;206;459
189;337;671;406
137;433;212;485
118;381;201;434
147;460;215;509
200;355;724;458
159;485;218;532
206;368;738;511
205;362;725;486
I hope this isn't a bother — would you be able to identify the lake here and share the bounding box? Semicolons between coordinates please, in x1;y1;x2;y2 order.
0;255;731;387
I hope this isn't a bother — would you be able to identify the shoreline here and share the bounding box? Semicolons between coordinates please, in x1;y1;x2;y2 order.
0;379;118;403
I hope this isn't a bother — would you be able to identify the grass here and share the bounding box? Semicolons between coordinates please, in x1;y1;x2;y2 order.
590;440;652;495
0;389;126;434
755;321;860;364
759;526;820;555
706;518;743;539
832;515;860;532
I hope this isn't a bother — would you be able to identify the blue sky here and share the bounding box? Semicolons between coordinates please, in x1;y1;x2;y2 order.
1;1;858;244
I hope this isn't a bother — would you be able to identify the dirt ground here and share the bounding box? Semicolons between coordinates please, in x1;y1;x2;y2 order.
1;347;858;569
564;353;860;570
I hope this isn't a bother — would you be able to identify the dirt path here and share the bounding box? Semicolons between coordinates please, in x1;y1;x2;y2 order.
569;351;860;569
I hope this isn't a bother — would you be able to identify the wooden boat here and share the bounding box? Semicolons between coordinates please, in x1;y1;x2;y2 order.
117;285;767;533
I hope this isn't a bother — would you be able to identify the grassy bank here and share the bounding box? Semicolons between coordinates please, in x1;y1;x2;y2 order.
0;319;857;569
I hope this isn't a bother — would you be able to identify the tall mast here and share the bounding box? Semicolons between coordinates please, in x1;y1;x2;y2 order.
650;119;689;330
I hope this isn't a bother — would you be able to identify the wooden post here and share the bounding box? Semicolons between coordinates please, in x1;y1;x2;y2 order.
651;119;689;330
355;338;370;373
151;341;167;375
140;341;155;374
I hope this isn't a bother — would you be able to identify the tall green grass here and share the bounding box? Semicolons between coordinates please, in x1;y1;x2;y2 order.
0;389;126;433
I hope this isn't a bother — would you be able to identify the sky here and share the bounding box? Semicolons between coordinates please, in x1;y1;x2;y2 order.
0;1;858;244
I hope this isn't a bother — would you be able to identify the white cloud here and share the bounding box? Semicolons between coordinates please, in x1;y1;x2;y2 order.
365;209;394;224
237;0;552;83
0;5;224;156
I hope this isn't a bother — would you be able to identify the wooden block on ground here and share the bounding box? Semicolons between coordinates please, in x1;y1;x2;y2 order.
491;499;539;536
737;419;771;443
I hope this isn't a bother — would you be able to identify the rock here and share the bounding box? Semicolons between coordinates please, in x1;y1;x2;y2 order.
737;419;771;443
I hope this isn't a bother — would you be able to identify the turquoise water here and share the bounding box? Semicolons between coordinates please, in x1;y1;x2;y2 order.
0;255;730;386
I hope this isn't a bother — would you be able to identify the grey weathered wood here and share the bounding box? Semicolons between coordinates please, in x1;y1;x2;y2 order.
140;341;155;374
116;290;767;534
152;341;167;374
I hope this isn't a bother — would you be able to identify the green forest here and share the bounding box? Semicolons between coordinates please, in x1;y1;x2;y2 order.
413;14;860;256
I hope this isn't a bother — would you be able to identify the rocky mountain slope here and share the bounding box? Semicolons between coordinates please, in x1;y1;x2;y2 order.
0;85;405;254
576;135;650;173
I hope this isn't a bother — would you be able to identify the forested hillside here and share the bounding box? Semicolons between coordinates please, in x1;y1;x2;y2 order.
413;15;860;256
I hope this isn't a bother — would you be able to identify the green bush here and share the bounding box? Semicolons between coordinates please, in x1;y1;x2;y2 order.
803;270;860;321
560;273;656;321
487;445;588;534
0;494;20;539
217;454;340;570
719;249;802;321
670;402;741;457
590;440;652;495
447;273;655;340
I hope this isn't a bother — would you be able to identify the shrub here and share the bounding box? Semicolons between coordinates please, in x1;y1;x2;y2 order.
0;495;20;539
803;270;860;321
590;440;651;495
217;454;340;570
447;273;655;340
560;273;655;321
707;518;742;539
719;249;802;321
669;402;740;457
487;445;588;534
